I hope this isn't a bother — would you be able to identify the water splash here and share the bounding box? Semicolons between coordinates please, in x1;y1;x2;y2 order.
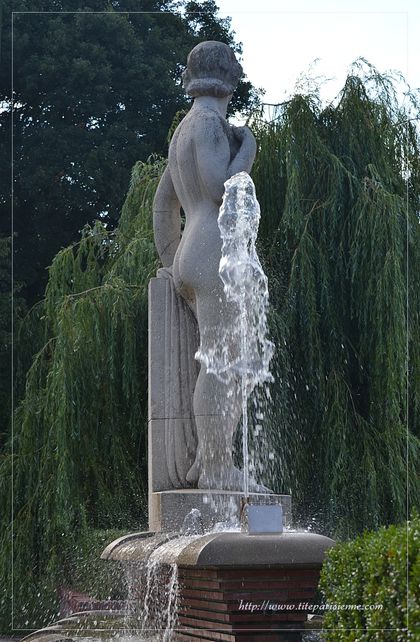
218;173;274;384
197;172;274;497
196;172;274;386
181;508;204;535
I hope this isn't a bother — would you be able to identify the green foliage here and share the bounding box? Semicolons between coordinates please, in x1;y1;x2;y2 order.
0;158;163;630
251;63;420;536
319;516;419;641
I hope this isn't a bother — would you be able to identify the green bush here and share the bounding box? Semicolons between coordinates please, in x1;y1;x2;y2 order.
319;516;419;641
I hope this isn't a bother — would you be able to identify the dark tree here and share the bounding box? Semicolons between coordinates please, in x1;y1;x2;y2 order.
0;0;258;305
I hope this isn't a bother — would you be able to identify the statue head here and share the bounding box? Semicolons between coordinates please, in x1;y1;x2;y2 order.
182;41;243;98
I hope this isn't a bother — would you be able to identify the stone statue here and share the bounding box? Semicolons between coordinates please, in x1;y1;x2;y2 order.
152;41;265;492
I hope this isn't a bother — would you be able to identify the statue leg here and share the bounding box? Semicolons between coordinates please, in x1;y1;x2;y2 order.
188;365;242;489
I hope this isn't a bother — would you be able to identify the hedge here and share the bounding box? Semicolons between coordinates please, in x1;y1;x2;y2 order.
319;516;419;641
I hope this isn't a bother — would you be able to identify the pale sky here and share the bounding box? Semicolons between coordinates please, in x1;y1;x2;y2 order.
215;0;419;113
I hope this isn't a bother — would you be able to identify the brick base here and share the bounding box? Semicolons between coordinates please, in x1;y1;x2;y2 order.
175;566;321;642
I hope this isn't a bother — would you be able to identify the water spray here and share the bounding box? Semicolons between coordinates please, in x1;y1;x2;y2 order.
217;172;274;503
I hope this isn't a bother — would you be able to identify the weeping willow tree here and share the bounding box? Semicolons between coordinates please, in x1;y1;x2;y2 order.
0;63;419;630
0;158;164;629
252;63;420;536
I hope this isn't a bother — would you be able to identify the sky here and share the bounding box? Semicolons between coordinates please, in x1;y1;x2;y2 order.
214;0;419;115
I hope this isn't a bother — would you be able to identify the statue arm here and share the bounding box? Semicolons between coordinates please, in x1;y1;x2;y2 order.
153;166;181;267
228;126;257;176
195;117;257;204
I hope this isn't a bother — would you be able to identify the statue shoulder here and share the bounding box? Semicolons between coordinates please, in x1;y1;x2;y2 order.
189;109;230;147
171;109;230;165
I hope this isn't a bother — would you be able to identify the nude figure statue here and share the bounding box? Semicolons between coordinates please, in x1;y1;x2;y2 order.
152;41;266;492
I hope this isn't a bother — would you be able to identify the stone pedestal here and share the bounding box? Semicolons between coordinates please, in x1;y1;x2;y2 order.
101;530;334;642
173;532;333;642
149;489;292;532
148;276;200;495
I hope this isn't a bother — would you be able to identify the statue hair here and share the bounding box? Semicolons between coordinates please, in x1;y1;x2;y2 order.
182;41;243;98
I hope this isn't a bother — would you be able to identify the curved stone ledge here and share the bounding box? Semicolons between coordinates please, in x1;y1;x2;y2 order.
178;531;334;567
100;530;175;562
100;530;154;560
21;610;127;642
101;530;334;568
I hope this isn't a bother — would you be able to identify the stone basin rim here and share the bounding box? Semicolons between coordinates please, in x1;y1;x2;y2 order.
101;530;335;567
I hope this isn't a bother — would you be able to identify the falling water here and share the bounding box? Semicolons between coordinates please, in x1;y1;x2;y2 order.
123;559;175;641
163;564;179;641
197;171;274;497
124;535;204;641
142;559;155;633
218;172;274;497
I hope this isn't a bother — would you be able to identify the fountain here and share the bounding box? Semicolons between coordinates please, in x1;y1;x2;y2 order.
22;41;334;642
